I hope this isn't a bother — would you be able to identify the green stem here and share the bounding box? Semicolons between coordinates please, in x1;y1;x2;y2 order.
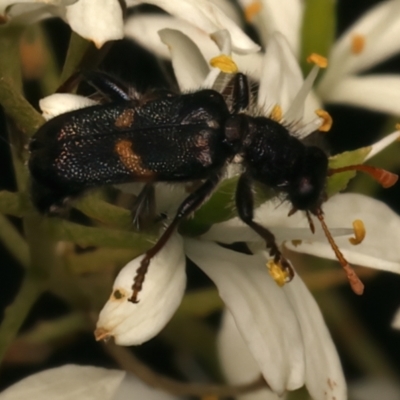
0;273;43;363
60;32;91;85
0;213;29;267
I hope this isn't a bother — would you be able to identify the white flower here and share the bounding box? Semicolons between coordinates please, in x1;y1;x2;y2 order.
0;364;180;400
125;0;400;116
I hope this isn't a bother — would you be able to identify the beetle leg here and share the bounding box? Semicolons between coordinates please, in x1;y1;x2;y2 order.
81;71;132;101
232;73;250;113
221;73;250;114
235;173;294;279
131;183;156;230
129;171;223;303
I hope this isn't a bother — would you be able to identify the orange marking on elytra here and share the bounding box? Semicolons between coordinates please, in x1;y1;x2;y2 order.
114;109;135;128
114;139;155;178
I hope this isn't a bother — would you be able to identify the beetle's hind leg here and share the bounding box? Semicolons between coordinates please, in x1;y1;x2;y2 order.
131;183;156;230
235;173;294;281
129;172;223;303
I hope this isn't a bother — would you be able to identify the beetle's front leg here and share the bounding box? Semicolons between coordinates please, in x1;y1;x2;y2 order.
235;173;294;280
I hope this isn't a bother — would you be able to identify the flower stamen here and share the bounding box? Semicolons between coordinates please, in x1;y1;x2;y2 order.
351;34;366;54
244;1;262;22
306;53;328;69
349;219;366;245
209;55;238;73
267;260;291;287
270;104;283;122
315;109;333;132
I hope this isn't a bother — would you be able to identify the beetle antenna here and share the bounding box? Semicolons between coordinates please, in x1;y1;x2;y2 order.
315;208;364;295
305;210;315;234
328;165;398;188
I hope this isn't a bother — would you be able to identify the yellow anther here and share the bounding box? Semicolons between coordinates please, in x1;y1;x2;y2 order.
267;260;290;287
270;104;283;122
349;219;366;245
291;240;302;247
306;53;328;69
315;109;333;132
209;55;238;74
395;123;400;131
351;34;365;54
244;1;262;22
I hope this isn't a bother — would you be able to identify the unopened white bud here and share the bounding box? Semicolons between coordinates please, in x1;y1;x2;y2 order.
95;234;186;346
39;94;98;120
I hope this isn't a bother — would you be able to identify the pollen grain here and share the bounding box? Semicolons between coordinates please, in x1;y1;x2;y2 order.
306;53;328;69
270;104;283;122
315;109;333;132
210;55;238;74
244;1;262;22
267;260;290;287
349;219;366;245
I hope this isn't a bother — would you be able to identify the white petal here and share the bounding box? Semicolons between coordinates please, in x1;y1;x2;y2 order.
258;33;304;115
285;65;319;127
126;0;260;54
96;234;186;345
39;93;98;120
125;14;263;80
211;0;242;26
0;0;75;16
218;311;284;400
321;75;400;115
365;130;400;161
65;0;124;48
125;14;220;60
328;0;400;76
158;28;209;91
285;193;400;275
185;239;305;395
0;365;125;400
114;373;181;400
237;0;303;54
283;274;346;400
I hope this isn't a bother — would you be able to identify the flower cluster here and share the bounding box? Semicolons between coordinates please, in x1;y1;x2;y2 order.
2;1;400;400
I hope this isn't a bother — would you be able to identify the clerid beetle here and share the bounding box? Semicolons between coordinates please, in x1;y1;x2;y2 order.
29;71;397;302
